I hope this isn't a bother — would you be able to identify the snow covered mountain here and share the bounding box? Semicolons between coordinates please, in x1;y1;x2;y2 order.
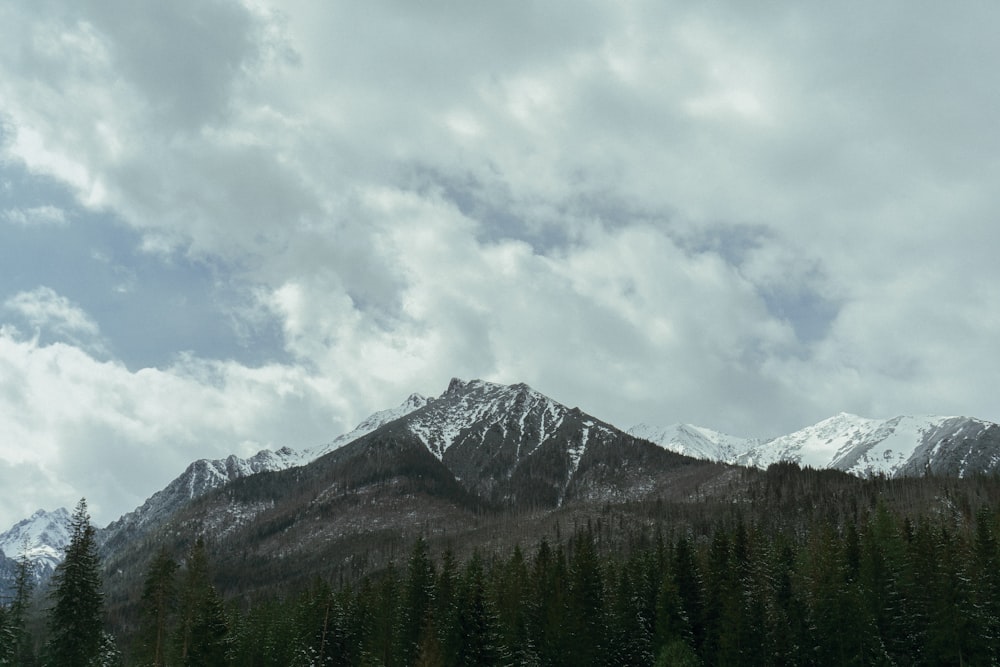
190;377;685;519
635;413;1000;478
0;507;71;597
407;378;615;505
13;380;1000;582
628;423;751;463
0;507;70;577
94;379;718;603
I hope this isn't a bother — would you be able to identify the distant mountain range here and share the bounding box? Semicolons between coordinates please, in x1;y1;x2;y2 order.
4;378;1000;597
631;412;1000;478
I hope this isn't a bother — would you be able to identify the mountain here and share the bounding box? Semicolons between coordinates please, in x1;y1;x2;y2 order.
0;507;71;597
341;377;700;509
98;393;430;556
14;380;1000;592
636;413;1000;478
629;422;751;462
99;378;721;601
402;378;614;506
0;507;70;572
97;446;303;554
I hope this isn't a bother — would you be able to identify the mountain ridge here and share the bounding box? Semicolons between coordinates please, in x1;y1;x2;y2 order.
634;412;1000;478
7;379;1000;592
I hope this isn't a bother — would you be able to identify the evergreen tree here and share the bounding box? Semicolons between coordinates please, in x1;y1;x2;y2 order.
606;557;654;666
175;538;228;666
45;498;107;667
528;538;570;665
492;545;535;665
360;564;400;666
972;505;1000;661
671;536;703;655
398;536;435;666
433;548;462;666
6;540;37;666
137;547;179;667
565;529;606;666
455;553;503;666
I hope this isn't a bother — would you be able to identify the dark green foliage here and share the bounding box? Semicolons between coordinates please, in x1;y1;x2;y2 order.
175;538;228;666
136;548;178;667
564;528;606;666
4;544;37;666
398;537;435;666
453;553;504;666
36;465;1000;665
84;497;1000;666
45;498;107;667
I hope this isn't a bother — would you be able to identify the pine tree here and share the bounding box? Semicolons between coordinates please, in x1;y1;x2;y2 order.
455;553;503;666
137;547;179;667
565;529;606;666
528;538;570;665
431;548;460;666
671;536;704;656
398;536;435;666
45;498;107;667
6;540;37;666
175;538;228;666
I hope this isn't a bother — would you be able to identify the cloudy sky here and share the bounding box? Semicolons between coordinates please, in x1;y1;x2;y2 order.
1;1;999;528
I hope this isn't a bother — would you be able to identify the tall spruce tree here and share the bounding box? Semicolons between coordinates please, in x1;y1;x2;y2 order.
137;547;179;667
45;498;106;667
10;541;37;666
175;538;228;667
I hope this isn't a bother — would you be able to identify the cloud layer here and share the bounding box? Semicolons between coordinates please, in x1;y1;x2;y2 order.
1;1;999;526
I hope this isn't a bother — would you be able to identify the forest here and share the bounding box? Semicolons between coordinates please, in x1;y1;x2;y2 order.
4;466;1000;666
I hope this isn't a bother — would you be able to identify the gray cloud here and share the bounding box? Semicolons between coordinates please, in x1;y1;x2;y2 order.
77;0;261;131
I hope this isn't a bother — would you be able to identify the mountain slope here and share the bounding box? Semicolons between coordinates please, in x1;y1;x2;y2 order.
304;392;429;460
98;446;302;555
99;392;430;555
638;413;1000;478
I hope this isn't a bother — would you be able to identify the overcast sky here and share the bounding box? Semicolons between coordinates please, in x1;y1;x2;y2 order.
1;1;999;528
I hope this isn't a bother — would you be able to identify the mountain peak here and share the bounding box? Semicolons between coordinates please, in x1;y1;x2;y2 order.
0;507;71;579
404;392;427;407
444;377;502;396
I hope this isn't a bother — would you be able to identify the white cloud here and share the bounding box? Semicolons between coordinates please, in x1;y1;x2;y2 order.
0;331;352;526
1;1;1000;525
4;287;101;343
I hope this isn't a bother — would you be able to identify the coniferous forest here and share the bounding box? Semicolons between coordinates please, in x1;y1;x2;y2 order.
157;502;1000;666
4;467;1000;666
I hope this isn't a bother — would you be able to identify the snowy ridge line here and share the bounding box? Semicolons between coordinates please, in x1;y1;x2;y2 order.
635;413;1000;479
404;378;574;461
